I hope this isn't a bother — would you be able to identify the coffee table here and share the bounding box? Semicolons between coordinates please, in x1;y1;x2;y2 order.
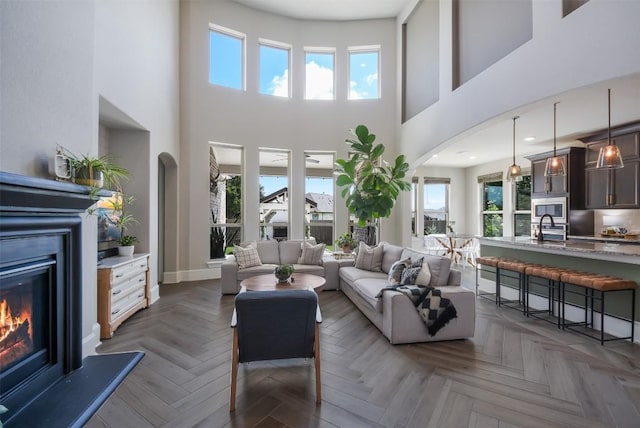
240;273;326;292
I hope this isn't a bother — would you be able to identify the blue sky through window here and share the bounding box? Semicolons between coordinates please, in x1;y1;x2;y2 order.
424;184;446;211
349;51;379;99
305;52;334;100
259;44;289;97
209;30;243;89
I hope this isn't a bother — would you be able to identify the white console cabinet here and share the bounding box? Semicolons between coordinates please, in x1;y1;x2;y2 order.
97;253;149;339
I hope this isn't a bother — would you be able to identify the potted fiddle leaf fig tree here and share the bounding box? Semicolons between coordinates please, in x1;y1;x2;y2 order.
334;124;411;245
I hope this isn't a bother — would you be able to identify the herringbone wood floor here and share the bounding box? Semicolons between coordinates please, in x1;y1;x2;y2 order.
87;271;640;428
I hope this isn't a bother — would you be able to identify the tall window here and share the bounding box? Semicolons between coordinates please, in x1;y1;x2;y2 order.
209;25;244;90
304;152;335;247
348;47;380;100
411;177;418;236
513;172;531;237
259;149;290;240
259;40;290;97
424;178;449;234
479;173;503;237
209;143;243;258
305;49;335;100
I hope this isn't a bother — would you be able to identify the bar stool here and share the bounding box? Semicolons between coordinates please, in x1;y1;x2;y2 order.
524;265;570;328
497;259;529;314
560;271;636;345
475;256;502;303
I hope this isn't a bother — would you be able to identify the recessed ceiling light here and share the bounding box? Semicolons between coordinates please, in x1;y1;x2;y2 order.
469;155;477;160
456;150;470;155
431;154;438;158
524;136;536;142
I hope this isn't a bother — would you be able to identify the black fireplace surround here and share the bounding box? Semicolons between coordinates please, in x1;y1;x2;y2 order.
0;172;143;427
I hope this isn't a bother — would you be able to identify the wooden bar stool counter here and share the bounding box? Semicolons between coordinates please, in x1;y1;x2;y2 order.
475;256;502;303
524;265;572;328
497;259;529;315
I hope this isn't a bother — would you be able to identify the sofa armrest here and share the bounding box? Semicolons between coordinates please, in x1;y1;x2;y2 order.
222;256;240;294
321;257;340;290
447;268;462;286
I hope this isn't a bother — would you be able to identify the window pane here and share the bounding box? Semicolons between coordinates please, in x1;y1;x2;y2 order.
305;152;334;248
259;44;289;97
209;30;243;90
260;150;289;241
515;175;531;211
424;183;446;211
483;180;503;211
349;50;379;99
483;213;503;237
514;213;530;237
424;212;446;234
411;182;417;235
305;52;334;100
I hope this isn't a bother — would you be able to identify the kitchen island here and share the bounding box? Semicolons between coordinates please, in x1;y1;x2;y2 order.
478;236;639;331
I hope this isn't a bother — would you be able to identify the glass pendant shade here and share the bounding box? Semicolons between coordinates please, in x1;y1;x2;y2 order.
596;144;624;169
596;89;624;169
544;102;566;177
506;116;522;181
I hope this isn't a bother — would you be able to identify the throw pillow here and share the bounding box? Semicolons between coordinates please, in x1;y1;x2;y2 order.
387;257;412;285
234;242;262;269
298;241;326;265
400;257;423;285
354;242;384;272
415;261;432;287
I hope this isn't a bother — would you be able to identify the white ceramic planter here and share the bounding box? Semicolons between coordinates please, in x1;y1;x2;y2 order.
118;245;134;257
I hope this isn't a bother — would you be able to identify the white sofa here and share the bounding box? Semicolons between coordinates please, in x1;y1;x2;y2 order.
338;242;476;344
221;239;341;294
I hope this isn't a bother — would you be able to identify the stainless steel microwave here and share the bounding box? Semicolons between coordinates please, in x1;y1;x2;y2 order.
531;197;567;223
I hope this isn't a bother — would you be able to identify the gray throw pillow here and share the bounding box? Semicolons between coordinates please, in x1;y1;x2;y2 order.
355;242;384;272
298;241;325;265
234;242;262;269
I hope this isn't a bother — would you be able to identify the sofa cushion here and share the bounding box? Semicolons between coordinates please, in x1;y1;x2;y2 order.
355;242;384;272
415;261;432;287
388;257;411;285
400;258;423;285
290;264;324;276
339;266;387;284
234;242;262;269
236;264;279;281
279;240;304;264
400;249;451;287
239;240;279;265
379;241;404;273
298;241;325;265
351;278;390;312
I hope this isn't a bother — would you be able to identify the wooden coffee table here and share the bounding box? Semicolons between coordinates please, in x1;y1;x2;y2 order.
240;273;326;292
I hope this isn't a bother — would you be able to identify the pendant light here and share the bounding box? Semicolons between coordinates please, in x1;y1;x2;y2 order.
596;88;624;169
506;116;522;182
544;102;566;177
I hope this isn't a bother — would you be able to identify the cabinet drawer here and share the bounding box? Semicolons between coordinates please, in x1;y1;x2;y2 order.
111;272;147;305
111;258;149;284
110;287;146;323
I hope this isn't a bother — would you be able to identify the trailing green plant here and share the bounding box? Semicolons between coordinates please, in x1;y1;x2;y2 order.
335;231;356;249
64;149;130;191
118;235;138;246
335;125;411;227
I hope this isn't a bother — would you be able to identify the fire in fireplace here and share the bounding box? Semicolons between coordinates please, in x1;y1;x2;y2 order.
0;296;34;368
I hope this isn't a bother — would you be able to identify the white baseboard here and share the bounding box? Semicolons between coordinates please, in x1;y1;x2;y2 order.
162;267;221;284
149;282;160;304
478;280;637;344
82;323;102;357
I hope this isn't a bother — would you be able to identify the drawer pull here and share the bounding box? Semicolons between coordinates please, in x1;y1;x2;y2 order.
112;289;122;296
137;293;144;298
139;278;145;282
112;308;121;315
115;273;124;278
139;263;147;268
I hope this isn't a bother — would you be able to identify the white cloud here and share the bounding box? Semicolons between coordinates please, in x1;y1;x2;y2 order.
305;61;334;100
349;81;361;100
270;69;289;97
365;72;378;87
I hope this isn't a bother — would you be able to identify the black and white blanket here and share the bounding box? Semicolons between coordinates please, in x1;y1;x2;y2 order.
376;285;457;336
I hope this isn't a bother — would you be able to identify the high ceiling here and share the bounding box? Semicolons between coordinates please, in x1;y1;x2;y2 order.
232;0;410;21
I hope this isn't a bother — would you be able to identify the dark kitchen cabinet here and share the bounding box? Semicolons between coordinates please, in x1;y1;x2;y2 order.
581;123;640;209
526;147;586;209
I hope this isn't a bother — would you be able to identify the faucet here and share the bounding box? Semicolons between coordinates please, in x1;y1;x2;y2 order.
537;214;555;242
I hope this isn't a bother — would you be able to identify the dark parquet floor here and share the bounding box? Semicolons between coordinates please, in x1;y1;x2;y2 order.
86;269;640;428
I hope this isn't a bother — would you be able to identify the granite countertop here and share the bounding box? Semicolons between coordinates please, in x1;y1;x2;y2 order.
568;235;640;244
479;236;640;264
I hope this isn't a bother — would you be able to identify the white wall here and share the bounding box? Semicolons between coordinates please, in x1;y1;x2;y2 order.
179;0;398;276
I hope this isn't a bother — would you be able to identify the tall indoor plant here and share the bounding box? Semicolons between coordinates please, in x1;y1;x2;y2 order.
334;125;411;245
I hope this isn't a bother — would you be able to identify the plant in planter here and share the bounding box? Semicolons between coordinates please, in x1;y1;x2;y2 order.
117;235;138;257
335;231;356;253
64;150;130;191
334;125;411;245
274;264;295;283
107;192;139;256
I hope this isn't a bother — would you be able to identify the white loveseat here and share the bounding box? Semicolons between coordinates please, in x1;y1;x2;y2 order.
221;239;341;294
338;242;476;344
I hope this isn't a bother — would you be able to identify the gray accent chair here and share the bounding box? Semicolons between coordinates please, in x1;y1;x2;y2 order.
229;290;322;411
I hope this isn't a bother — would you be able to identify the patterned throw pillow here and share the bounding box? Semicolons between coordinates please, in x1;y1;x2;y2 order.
387;258;412;285
400;257;423;285
355;242;384;272
298;242;326;265
234;242;262;269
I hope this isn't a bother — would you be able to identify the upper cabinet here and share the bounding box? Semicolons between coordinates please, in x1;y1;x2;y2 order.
526;147;586;209
581;123;640;209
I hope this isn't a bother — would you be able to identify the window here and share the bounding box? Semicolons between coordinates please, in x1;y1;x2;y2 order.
424;178;449;235
348;47;380;100
479;173;503;237
305;49;335;100
304;152;335;248
259;41;290;97
209;143;243;258
411;178;418;236
209;25;244;90
513;172;531;237
259;149;290;241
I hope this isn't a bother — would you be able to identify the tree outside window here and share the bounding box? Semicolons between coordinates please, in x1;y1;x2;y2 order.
481;177;503;237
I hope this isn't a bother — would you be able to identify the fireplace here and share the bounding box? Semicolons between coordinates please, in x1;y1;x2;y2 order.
0;172;142;427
